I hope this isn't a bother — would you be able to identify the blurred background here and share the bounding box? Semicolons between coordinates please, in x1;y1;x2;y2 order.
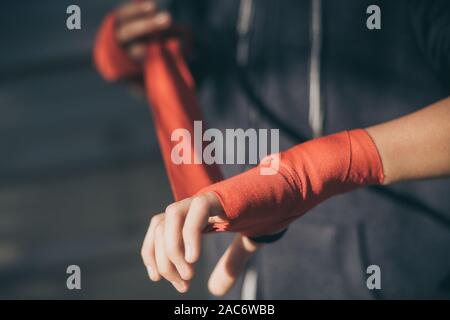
0;0;208;299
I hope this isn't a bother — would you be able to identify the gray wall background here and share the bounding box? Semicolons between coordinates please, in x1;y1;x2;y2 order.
0;0;208;299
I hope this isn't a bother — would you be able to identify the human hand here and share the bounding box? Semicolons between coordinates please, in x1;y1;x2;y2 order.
115;0;172;63
141;192;261;295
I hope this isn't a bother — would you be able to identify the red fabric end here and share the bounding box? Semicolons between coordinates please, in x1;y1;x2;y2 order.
93;13;141;82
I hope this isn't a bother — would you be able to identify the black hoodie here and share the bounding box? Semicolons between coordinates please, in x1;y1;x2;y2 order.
170;0;450;299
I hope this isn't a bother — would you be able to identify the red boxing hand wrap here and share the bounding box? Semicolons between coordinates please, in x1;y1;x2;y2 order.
93;13;141;82
200;129;384;237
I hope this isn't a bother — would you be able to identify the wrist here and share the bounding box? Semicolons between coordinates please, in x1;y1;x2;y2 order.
199;129;384;236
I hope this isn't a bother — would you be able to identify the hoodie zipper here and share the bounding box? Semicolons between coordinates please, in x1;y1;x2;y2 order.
309;0;324;137
238;0;323;138
236;0;254;66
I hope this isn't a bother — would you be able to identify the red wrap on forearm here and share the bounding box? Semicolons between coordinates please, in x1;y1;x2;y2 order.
93;13;141;82
199;129;384;236
143;40;223;200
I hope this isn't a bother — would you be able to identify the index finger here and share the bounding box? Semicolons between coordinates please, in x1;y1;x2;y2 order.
182;195;212;264
208;234;260;297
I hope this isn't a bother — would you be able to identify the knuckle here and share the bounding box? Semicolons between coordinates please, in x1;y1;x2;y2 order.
165;203;180;217
191;195;209;210
155;220;165;233
150;214;162;228
165;243;180;260
158;265;171;277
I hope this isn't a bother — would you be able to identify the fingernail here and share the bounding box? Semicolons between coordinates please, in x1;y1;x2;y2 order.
185;244;193;263
146;266;154;280
171;281;187;293
155;12;170;25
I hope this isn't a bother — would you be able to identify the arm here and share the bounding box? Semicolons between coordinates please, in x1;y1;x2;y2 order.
367;97;450;185
140;98;450;295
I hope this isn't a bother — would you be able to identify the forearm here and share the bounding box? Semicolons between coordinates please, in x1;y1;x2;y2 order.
199;98;450;235
366;97;450;185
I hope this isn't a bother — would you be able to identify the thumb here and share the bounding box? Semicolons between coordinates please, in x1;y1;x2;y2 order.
208;234;260;297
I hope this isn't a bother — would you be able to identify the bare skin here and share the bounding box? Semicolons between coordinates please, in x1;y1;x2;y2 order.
366;97;450;185
118;1;450;297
